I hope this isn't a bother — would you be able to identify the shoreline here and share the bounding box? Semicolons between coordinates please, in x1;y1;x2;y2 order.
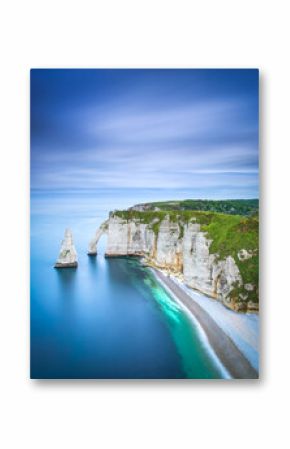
152;268;258;379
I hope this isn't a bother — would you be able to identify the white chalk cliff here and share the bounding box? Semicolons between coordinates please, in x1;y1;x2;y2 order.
88;220;109;255
89;213;258;312
55;229;78;268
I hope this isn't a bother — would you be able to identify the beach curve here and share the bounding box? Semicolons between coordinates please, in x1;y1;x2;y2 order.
153;269;258;379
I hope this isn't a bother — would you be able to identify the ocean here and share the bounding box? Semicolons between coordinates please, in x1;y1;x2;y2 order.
30;189;225;379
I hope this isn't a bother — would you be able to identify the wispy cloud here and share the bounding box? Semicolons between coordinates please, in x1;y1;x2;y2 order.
31;69;259;198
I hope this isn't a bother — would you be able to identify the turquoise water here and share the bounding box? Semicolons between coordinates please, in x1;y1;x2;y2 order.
31;190;225;379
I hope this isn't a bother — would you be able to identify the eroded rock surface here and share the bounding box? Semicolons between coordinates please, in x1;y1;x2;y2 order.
238;249;255;261
55;229;78;268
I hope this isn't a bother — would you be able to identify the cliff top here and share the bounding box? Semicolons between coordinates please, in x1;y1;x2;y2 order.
111;209;259;304
129;198;259;216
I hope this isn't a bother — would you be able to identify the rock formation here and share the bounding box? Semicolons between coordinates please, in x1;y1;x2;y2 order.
88;212;259;312
55;229;78;268
88;220;109;255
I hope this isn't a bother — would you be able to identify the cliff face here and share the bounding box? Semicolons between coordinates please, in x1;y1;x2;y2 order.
89;212;259;312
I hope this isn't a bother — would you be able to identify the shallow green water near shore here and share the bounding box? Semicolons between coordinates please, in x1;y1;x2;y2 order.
136;263;224;378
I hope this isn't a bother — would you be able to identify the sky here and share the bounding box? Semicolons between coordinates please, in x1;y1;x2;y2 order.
31;69;259;201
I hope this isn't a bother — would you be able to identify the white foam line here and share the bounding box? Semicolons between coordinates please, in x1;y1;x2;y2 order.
150;268;232;380
169;275;259;371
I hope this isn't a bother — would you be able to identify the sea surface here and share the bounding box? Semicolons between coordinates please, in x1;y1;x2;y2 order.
31;189;226;379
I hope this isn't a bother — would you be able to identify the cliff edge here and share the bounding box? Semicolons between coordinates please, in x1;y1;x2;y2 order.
89;210;259;312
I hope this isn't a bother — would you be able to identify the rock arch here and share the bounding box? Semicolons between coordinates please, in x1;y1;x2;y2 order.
87;220;108;255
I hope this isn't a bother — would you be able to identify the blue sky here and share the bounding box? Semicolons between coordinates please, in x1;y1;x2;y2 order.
31;69;258;199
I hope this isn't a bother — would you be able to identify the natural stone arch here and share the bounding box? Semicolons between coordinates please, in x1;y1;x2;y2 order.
87;220;108;255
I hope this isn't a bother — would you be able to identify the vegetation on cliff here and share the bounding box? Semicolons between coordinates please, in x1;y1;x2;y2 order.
129;199;259;216
201;214;259;304
112;208;259;306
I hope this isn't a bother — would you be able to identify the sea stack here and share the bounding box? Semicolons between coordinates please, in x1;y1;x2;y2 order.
54;229;78;268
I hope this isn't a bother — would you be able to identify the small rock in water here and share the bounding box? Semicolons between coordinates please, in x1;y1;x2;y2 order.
54;228;78;268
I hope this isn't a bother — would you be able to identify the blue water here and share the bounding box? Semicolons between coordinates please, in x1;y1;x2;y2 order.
31;190;225;379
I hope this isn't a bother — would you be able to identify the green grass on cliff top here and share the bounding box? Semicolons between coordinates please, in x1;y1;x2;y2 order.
200;213;259;294
130;199;259;216
113;209;259;301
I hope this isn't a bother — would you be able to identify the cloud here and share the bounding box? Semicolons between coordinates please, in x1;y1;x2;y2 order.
31;70;259;198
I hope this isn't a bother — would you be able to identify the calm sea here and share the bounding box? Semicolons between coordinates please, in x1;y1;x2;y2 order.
30;189;225;379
